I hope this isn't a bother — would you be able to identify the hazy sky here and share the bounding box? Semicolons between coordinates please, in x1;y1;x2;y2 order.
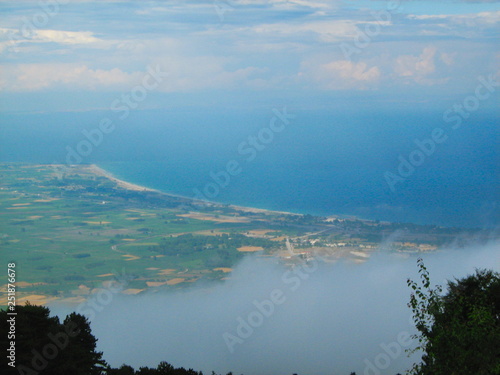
1;0;499;112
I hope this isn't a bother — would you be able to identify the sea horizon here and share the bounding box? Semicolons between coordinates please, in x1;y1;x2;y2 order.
1;107;498;229
95;158;498;230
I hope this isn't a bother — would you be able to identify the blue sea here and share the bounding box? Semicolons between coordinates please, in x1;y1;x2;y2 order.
1;106;498;228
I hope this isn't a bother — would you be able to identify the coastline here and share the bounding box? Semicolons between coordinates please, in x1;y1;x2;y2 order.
59;164;489;228
87;164;159;193
87;164;301;217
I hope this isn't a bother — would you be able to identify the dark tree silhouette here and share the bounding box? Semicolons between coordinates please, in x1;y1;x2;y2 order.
133;361;203;375
107;364;136;375
1;303;107;375
60;312;107;374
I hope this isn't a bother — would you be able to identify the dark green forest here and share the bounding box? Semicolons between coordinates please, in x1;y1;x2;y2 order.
148;233;276;269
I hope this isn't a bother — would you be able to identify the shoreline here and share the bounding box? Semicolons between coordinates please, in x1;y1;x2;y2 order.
86;164;302;217
87;164;159;193
57;164;492;229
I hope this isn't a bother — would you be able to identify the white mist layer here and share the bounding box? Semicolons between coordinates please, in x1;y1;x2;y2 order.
51;240;499;375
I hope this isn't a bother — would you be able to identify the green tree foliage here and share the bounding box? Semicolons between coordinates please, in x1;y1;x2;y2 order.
150;233;275;268
1;303;106;375
407;259;500;375
154;233;273;255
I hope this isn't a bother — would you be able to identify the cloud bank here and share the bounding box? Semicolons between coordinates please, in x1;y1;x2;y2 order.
51;239;500;375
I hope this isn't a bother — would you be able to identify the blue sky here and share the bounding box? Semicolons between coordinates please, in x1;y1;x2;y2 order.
0;0;499;112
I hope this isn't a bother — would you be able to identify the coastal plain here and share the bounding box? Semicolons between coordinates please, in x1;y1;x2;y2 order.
0;163;487;306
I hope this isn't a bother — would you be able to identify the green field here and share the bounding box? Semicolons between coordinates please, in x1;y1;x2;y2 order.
1;163;489;307
0;164;287;305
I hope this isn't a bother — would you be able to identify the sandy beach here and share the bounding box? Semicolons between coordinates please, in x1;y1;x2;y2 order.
87;164;159;193
228;204;299;216
83;164;299;217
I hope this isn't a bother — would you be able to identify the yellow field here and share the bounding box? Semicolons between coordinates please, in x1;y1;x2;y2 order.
157;268;176;275
122;288;145;295
178;213;249;223
167;278;186;285
122;254;140;261
237;246;264;252
213;267;232;273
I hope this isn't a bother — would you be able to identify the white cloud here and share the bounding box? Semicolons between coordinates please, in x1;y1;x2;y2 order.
239;0;334;10
393;46;452;86
0;28;99;44
405;11;500;39
323;60;381;82
439;52;455;66
300;58;381;90
0;28;101;54
250;20;359;42
0;1;496;97
0;64;144;91
394;46;436;80
34;29;99;44
150;56;267;92
0;57;267;93
408;10;500;28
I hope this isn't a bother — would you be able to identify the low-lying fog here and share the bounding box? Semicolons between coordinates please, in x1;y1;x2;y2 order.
51;239;499;375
